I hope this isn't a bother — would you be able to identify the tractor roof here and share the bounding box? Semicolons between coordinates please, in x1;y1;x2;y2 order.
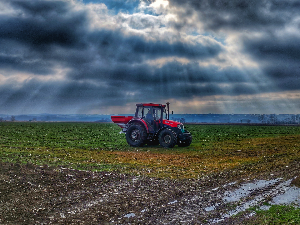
136;103;166;107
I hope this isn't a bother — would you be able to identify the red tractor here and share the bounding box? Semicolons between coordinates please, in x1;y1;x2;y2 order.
111;103;192;148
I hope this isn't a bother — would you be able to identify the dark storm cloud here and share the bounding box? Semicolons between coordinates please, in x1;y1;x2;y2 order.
169;0;300;31
0;16;79;48
7;0;222;63
0;0;222;77
0;51;53;75
70;60;250;84
2;0;299;114
68;59;261;102
0;79;55;111
88;29;222;63
0;78;127;113
259;63;300;91
11;0;70;15
54;81;124;104
1;62;257;114
244;34;300;62
0;0;89;76
2;1;87;49
243;32;300;91
169;0;300;94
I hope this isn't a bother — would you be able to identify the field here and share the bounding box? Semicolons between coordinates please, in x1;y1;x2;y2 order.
1;122;300;224
1;122;300;179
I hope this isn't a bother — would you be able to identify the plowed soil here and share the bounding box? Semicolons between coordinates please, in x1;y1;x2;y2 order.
1;161;299;224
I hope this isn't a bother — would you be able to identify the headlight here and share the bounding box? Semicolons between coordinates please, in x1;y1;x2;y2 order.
177;124;184;132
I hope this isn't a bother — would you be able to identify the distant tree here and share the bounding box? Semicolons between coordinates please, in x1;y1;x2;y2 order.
291;115;296;124
11;116;16;122
258;114;265;123
241;119;251;124
0;117;3;122
269;114;277;124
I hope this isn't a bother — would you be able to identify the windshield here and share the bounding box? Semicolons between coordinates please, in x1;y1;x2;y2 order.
136;106;166;120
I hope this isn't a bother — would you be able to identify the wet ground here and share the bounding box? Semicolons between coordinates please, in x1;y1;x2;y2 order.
0;161;299;224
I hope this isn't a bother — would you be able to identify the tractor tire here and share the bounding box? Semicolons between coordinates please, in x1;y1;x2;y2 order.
126;124;147;147
178;139;192;147
159;129;177;148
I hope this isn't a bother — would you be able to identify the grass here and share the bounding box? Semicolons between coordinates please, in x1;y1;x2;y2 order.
250;205;300;224
1;122;300;178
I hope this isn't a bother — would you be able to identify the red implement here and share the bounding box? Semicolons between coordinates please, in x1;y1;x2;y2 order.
111;116;133;129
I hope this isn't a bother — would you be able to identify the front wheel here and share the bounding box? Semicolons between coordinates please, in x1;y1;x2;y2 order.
126;124;147;147
159;129;177;148
178;139;192;147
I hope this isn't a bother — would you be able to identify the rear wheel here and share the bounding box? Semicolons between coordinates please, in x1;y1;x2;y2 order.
159;129;177;148
126;124;147;147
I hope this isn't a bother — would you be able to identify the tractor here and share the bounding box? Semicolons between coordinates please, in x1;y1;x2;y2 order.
111;103;192;148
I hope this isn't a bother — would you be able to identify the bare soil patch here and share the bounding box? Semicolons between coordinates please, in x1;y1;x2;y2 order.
1;161;300;224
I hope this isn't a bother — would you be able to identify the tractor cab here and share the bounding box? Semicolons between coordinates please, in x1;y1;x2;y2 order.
135;103;166;132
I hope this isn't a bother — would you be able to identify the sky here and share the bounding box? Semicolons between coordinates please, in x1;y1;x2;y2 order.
0;0;300;115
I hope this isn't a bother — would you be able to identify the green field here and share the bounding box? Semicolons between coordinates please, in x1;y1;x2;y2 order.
1;122;300;223
1;122;300;179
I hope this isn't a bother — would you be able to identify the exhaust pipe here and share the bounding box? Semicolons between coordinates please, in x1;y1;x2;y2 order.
166;102;170;120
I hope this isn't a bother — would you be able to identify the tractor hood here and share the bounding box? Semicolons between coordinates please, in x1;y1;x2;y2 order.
163;119;182;128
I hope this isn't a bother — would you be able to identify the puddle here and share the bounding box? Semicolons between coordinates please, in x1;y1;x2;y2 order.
211;178;300;223
259;205;271;211
124;213;136;218
204;205;215;212
168;200;178;205
271;184;300;206
223;181;237;187
223;179;280;202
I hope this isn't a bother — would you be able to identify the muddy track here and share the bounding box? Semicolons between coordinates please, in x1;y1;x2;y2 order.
0;161;299;224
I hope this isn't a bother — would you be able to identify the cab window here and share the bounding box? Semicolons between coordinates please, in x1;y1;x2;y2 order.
153;107;161;120
136;106;143;118
144;107;153;120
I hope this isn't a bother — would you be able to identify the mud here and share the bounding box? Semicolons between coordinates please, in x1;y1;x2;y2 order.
0;161;299;224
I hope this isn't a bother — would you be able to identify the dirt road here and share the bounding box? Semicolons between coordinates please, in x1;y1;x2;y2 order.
0;161;299;224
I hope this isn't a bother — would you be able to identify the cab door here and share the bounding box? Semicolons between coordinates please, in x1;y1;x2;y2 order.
153;107;162;131
143;107;155;132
